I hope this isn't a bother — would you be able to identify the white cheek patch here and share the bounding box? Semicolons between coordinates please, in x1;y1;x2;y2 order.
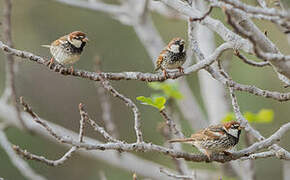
70;39;82;48
68;36;82;48
228;128;239;138
169;44;180;53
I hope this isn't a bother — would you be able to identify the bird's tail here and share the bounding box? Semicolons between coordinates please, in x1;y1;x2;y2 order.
168;138;195;143
154;66;161;72
41;45;51;48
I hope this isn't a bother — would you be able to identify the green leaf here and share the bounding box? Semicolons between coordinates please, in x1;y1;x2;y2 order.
256;109;274;123
154;97;166;110
221;109;274;124
222;113;236;123
148;82;183;100
244;112;257;122
148;82;163;90
136;96;166;110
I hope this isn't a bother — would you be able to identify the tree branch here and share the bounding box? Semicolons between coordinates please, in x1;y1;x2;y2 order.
0;131;46;180
1;0;27;130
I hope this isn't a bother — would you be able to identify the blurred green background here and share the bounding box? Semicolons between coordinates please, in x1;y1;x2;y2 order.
0;0;289;179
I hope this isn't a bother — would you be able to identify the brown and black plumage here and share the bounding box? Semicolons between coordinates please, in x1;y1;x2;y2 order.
42;31;88;66
155;37;186;77
169;121;243;159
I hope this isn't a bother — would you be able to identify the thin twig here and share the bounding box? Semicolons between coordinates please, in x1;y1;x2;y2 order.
190;6;213;22
1;0;27;130
234;50;270;67
78;103;86;143
160;168;193;179
99;77;143;143
240;151;276;160
95;57;119;139
79;103;120;143
19;97;64;142
0;131;46;180
160;109;185;139
13;145;77;166
13;98;92;166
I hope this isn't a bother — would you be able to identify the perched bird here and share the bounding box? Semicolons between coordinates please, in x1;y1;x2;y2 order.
169;121;243;160
155;37;186;78
42;31;88;71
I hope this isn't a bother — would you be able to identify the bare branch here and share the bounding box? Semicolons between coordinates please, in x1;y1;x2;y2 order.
228;87;290;160
0;100;212;179
19;97;65;142
159;109;185;139
234;50;270;67
0;131;46;180
256;0;267;8
0;40;232;82
240;151;276;160
13;98;94;166
189;6;213;22
160;168;193;180
219;0;290;19
98;77;143;143
1;0;27;130
78;103;86;143
79;103;121;143
26;108;290;162
95;57;119;139
160;0;253;53
54;0;131;24
13;146;77;167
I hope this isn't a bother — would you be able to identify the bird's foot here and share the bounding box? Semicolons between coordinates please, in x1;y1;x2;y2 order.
46;58;54;68
162;69;168;79
178;67;184;74
223;151;233;158
70;66;74;75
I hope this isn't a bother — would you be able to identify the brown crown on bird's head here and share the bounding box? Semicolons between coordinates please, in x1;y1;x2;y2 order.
68;31;89;48
167;37;185;53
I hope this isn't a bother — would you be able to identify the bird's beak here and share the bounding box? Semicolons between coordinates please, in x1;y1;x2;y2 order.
82;37;89;42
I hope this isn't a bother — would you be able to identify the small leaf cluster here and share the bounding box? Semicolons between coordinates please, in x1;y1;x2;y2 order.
222;109;274;123
136;96;166;110
148;82;183;100
136;82;183;110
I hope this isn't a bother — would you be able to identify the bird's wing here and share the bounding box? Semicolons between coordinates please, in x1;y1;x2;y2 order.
154;49;166;71
198;125;225;140
51;35;68;46
168;137;196;143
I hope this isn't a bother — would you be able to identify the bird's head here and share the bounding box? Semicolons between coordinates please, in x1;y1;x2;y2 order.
68;31;89;48
167;37;185;53
223;121;244;138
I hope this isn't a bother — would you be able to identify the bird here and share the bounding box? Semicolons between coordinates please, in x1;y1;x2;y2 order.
155;37;186;78
42;31;88;72
169;121;243;160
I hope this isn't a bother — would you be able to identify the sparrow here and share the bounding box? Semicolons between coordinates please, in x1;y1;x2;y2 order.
155;37;186;78
42;31;88;71
169;121;243;160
